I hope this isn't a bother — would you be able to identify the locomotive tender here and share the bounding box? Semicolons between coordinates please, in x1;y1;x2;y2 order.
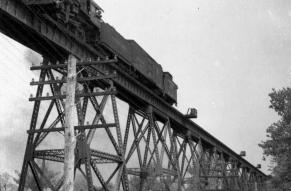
23;0;178;104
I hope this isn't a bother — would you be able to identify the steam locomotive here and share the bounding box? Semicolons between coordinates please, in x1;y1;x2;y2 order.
24;0;178;104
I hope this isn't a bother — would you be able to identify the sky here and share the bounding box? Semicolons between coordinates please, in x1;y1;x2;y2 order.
0;0;291;175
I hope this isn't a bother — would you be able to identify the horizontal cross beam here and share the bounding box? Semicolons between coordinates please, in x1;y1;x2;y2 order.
29;91;116;101
27;123;117;134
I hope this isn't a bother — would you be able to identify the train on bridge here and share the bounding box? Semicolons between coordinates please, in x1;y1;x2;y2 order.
0;0;268;190
25;0;178;104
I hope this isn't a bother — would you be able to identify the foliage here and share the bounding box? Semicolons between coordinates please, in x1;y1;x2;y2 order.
259;88;291;190
128;175;168;191
14;160;59;191
128;166;176;191
0;172;17;191
95;183;114;191
73;174;88;191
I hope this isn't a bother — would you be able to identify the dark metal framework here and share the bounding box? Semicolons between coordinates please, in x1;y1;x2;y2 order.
17;58;267;191
0;0;268;190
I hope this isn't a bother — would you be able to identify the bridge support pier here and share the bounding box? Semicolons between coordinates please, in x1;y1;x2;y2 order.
18;58;127;191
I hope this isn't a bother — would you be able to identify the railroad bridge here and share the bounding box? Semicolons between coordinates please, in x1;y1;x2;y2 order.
0;0;268;190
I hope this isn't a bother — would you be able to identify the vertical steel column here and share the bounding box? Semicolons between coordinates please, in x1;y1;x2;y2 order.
111;84;126;191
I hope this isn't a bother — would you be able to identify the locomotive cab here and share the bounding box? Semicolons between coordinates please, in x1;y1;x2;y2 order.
89;0;103;15
75;0;103;29
86;0;103;28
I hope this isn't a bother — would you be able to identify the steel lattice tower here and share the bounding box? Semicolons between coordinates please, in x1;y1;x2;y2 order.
17;58;267;191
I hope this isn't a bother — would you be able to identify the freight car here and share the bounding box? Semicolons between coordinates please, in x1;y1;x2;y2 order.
23;0;178;104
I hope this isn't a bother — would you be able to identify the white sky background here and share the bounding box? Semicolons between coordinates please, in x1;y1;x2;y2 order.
0;0;291;174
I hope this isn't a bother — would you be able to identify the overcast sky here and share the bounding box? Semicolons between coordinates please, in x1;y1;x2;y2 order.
0;0;291;175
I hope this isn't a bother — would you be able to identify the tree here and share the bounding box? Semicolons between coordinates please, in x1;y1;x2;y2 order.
73;174;88;191
63;55;77;191
128;166;175;191
259;88;291;190
14;160;59;190
95;183;114;191
0;172;17;191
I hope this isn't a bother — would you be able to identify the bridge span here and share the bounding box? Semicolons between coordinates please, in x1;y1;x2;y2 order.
0;0;267;190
